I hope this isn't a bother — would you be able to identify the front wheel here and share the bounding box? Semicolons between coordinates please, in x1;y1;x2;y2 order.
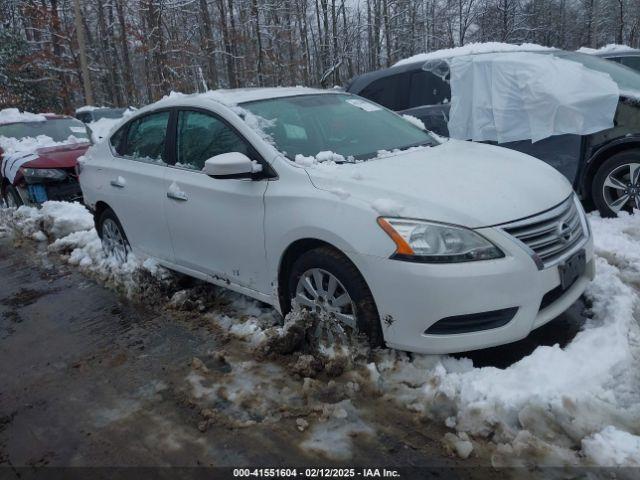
592;150;640;217
97;208;130;263
2;184;23;209
287;246;383;348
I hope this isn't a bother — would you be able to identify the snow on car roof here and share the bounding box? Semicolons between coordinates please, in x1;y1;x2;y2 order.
578;44;639;56
153;86;333;109
393;42;554;67
0;108;47;125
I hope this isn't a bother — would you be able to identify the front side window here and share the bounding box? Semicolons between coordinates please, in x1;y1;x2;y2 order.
242;94;436;161
409;70;451;107
359;74;407;110
620;56;640;72
176;110;251;170
122;111;170;164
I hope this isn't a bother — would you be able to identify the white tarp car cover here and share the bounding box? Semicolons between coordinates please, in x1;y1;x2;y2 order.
446;52;620;143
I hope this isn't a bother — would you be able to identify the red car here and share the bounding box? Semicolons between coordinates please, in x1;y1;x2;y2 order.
0;114;91;207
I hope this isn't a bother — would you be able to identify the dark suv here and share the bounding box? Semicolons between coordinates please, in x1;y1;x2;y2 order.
347;48;640;217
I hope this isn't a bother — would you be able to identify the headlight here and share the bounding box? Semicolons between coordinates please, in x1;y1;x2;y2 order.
377;217;504;263
22;168;67;181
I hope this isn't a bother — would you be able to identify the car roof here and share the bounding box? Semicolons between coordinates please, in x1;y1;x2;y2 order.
594;50;640;58
147;87;335;111
0;113;72;127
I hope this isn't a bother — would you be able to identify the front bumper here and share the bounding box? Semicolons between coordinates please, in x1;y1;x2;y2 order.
19;179;83;205
351;227;594;354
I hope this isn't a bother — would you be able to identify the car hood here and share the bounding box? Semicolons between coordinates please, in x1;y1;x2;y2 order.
24;143;90;169
304;139;573;228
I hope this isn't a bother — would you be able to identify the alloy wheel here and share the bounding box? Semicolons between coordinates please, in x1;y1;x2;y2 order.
602;162;640;213
294;268;357;343
101;218;128;263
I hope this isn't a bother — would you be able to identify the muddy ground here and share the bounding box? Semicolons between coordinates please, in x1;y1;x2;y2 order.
0;233;587;478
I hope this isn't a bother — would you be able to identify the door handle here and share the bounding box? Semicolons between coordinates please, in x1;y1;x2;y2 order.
166;190;188;201
110;177;126;188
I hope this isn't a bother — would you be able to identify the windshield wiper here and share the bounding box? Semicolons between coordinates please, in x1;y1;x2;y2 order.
398;140;435;150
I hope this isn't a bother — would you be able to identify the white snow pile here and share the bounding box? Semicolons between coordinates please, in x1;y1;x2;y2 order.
0;201;167;296
0;108;46;124
365;211;640;466
87;108;135;141
294;150;353;167
402;114;426;130
393;42;553;67
578;44;639;55
0;134;84;156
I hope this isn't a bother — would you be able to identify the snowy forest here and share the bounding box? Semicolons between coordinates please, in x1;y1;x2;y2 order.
1;0;639;113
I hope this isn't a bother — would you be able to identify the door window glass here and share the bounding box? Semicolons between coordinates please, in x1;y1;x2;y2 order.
122;111;170;164
359;74;406;110
621;56;640;72
176;110;251;170
409;70;451;107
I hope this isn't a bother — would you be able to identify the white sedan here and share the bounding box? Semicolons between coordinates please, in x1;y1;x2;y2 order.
78;87;594;354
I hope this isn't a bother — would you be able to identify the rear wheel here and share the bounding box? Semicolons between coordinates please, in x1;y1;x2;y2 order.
593;150;640;217
2;184;23;209
97;208;129;263
287;246;383;348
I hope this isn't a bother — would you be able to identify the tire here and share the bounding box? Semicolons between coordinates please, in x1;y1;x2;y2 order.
592;149;640;217
97;208;130;263
287;246;384;348
2;184;23;209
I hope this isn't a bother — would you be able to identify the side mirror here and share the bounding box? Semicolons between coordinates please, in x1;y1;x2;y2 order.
203;152;257;179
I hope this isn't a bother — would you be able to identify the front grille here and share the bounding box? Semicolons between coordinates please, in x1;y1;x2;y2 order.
501;195;586;268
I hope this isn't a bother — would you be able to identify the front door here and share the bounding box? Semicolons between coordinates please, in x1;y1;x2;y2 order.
163;109;269;292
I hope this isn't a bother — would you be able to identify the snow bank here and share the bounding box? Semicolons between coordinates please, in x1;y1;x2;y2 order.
393;42;553;67
448;52;619;143
0;108;46;124
582;426;640;466
1;201;169;297
578;44;638;55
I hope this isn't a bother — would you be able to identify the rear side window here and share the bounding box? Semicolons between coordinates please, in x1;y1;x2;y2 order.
359;74;407;110
409;70;451;107
176;110;251;170
122;111;170;164
620;56;640;72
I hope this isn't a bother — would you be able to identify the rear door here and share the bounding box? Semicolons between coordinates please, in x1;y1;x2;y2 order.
101;110;174;261
163;109;269;292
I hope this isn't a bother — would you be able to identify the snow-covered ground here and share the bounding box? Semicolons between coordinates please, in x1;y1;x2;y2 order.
1;200;639;466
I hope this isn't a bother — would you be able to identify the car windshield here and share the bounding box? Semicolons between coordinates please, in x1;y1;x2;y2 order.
542;50;640;92
92;109;126;121
0;118;90;143
241;94;436;161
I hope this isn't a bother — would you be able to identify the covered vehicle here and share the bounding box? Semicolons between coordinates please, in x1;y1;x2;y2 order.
0;109;91;207
347;43;640;217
